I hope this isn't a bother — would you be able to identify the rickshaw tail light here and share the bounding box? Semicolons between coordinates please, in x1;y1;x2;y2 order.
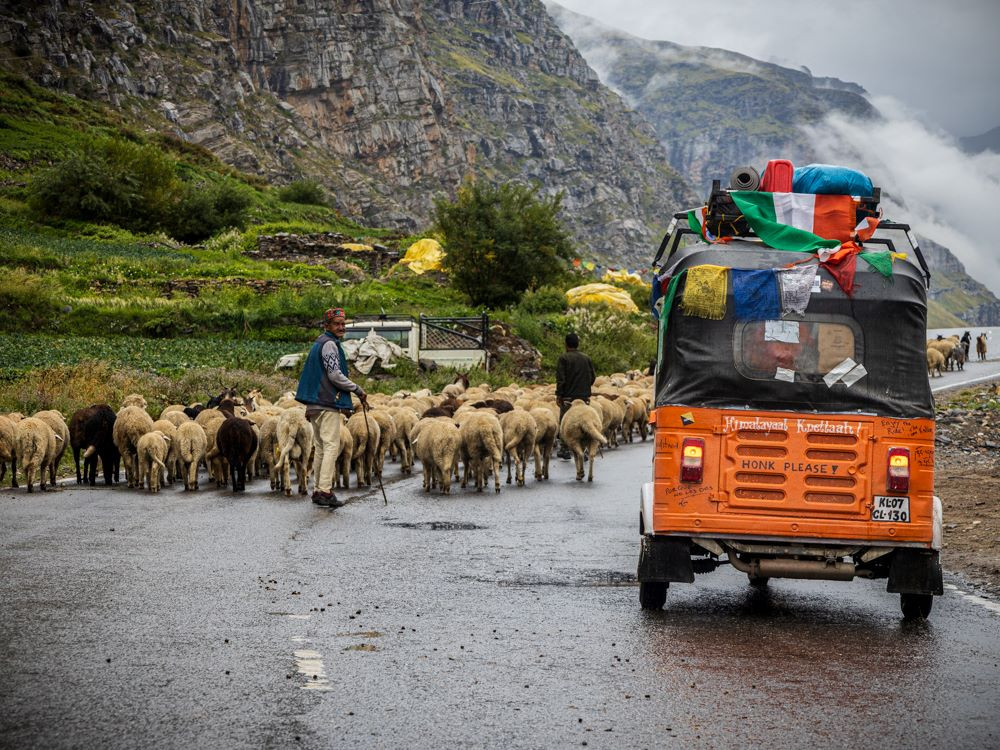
887;447;910;493
681;438;705;483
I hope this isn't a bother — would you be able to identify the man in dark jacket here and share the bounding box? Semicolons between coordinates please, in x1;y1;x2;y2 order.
556;332;596;459
295;307;367;507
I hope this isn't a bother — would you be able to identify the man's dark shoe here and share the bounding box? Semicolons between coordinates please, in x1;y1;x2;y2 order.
314;491;343;508
311;490;322;504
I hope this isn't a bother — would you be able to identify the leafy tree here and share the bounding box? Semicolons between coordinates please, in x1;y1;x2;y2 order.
435;181;573;308
278;179;326;206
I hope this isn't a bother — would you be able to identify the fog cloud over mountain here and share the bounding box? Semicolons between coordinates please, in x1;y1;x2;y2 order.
805;97;1000;295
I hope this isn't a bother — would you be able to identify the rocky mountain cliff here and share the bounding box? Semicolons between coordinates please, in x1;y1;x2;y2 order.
0;0;695;266
547;3;1000;326
920;237;1000;326
546;3;876;195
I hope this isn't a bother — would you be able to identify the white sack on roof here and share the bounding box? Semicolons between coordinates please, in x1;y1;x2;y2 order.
341;329;404;375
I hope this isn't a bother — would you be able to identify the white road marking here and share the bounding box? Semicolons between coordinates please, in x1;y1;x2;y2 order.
944;583;1000;615
294;648;333;691
931;371;1000;393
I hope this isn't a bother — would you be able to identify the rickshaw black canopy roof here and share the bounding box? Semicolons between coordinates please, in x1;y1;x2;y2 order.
655;240;934;419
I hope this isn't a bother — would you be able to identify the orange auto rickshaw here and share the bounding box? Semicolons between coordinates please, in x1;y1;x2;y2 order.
639;175;942;618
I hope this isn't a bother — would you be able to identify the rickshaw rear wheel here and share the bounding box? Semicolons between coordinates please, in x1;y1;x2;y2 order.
900;593;933;619
639;581;668;609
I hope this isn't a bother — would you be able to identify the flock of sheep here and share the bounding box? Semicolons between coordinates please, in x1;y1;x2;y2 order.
0;371;654;497
926;335;969;377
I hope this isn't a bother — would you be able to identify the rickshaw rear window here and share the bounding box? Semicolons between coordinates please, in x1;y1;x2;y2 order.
734;316;862;383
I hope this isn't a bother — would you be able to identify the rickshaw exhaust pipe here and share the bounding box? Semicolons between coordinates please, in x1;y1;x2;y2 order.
729;554;858;581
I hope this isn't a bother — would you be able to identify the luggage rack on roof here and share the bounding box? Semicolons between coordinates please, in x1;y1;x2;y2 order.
652;182;931;288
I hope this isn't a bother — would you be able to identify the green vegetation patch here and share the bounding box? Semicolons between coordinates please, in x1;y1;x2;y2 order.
0;333;306;379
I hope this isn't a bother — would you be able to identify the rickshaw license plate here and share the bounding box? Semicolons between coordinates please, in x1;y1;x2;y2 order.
872;496;910;522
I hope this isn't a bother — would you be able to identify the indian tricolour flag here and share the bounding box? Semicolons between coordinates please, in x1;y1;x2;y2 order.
728;191;879;253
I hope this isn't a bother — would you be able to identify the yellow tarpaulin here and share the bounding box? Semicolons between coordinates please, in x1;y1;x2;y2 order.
565;283;640;314
602;269;649;288
339;243;374;252
399;238;445;275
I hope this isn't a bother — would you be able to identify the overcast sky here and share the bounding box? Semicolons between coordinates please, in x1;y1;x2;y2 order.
553;0;1000;137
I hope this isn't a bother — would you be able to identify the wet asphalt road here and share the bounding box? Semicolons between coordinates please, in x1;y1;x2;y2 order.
2;440;999;749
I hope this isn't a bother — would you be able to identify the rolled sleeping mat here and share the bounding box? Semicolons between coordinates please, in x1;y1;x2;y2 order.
729;166;761;192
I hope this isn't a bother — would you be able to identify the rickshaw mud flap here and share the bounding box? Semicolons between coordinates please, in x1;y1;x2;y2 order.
886;549;944;595
728;553;863;581
638;536;695;583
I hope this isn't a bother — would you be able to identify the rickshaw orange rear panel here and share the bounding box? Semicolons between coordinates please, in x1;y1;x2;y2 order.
638;177;943;619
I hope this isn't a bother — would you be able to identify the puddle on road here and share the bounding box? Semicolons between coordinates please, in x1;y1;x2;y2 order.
294;649;332;691
386;521;485;531
463;569;638;588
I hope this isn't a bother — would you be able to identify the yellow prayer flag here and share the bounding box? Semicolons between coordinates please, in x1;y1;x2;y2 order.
681;265;728;320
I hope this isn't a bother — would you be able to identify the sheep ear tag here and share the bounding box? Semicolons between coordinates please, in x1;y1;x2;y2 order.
680;412;695;426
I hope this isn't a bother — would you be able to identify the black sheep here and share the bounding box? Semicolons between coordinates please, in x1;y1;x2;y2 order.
216;417;258;492
71;405;120;486
183;404;205;420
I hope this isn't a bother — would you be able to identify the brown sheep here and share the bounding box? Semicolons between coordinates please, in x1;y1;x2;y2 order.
926;347;945;377
213;417;258;492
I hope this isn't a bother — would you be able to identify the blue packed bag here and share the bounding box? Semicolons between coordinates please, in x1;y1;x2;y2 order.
792;164;874;196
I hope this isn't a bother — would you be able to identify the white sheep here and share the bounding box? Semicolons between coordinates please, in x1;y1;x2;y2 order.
528;407;558;481
457;410;503;493
120;394;148;411
368;408;396;481
346;411;381;488
411;417;461;494
499;409;537;487
175;421;207;491
33;410;69;487
112;405;154;489
275;408;312;497
150;419;180;484
256;415;281;490
14;417;56;492
386;406;418;474
136;430;170;493
560;400;608;482
0;414;18;488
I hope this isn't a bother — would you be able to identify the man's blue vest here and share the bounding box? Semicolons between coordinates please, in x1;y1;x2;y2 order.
295;331;353;410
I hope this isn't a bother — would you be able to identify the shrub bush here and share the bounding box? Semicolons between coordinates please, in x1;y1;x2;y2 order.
278;179;327;206
518;285;568;315
166;180;253;243
28;136;180;232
